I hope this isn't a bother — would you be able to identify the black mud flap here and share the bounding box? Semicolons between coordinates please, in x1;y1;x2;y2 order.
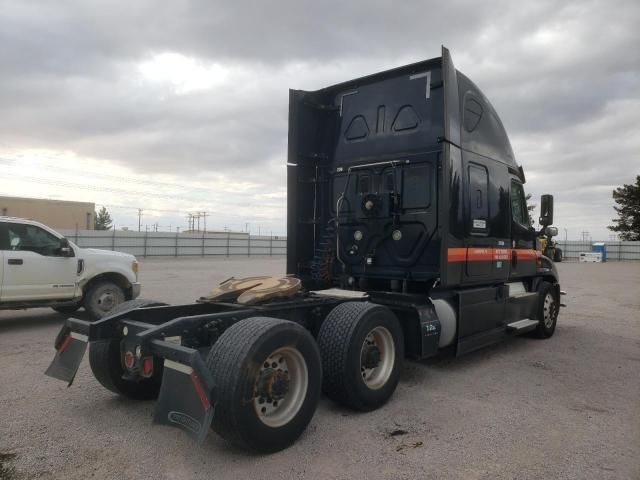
44;331;88;386
153;359;214;444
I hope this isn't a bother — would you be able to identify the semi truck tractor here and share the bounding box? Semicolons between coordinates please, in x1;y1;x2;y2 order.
46;47;562;453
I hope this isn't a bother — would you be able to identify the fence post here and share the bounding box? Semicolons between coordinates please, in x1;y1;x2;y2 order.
226;232;230;257
270;234;273;256
202;230;206;257
112;228;116;251
75;225;79;244
143;230;148;258
248;233;251;257
175;231;179;257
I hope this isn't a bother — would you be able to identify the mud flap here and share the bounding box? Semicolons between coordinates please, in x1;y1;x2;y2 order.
44;331;88;386
153;359;214;444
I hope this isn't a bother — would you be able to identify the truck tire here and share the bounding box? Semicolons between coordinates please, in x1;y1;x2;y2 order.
533;282;558;339
317;302;404;411
88;299;167;400
83;280;126;319
206;317;321;453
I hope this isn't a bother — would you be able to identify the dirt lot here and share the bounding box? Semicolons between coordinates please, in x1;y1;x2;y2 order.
1;258;639;480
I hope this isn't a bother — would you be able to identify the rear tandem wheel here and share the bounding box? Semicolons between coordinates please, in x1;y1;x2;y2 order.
88;299;167;400
317;302;404;411
206;317;322;453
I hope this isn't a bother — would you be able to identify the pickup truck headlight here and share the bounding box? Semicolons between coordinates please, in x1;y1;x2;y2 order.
132;260;139;275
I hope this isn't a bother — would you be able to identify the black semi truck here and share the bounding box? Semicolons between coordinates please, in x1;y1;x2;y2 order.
46;47;563;453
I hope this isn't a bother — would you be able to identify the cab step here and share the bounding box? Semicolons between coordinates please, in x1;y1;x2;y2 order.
506;319;539;333
508;292;538;304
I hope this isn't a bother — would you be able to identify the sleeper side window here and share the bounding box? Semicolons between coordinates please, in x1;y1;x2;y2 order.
510;181;528;226
468;163;489;234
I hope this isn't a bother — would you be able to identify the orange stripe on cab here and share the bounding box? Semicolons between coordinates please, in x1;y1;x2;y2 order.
447;247;538;263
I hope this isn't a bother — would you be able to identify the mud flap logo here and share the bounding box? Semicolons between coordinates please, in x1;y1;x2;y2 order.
168;411;202;434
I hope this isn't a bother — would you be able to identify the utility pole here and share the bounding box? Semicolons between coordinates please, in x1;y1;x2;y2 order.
196;213;201;232
245;222;249;233
138;209;143;232
201;212;209;233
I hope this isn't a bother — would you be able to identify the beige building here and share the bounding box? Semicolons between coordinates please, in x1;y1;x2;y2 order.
0;196;95;230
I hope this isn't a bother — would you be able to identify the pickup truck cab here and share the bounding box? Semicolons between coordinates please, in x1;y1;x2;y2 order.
0;217;141;318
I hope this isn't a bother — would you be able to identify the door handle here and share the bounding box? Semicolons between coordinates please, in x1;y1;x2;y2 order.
8;258;23;265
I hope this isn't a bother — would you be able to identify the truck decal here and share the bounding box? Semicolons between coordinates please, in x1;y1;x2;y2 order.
448;248;539;262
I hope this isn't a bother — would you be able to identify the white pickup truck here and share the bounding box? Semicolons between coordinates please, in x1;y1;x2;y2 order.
0;217;141;318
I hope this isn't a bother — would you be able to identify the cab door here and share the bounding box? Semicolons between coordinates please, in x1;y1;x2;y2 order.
1;222;77;301
509;179;537;279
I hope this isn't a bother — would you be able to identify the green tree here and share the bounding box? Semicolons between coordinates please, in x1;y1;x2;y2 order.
94;206;113;230
525;193;536;227
608;175;640;241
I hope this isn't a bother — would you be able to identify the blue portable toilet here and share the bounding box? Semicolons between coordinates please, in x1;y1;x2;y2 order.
592;242;607;262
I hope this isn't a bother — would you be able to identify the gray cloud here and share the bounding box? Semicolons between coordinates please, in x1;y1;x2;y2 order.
1;0;639;237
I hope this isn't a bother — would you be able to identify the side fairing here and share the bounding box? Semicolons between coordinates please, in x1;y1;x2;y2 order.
440;47;464;288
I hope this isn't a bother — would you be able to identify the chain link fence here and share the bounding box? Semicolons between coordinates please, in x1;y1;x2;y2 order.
59;229;286;258
555;240;640;261
58;230;640;261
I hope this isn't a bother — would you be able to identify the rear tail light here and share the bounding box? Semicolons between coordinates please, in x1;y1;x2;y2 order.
142;357;154;377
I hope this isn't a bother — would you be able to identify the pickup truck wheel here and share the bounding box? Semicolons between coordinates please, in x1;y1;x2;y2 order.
83;281;126;319
533;282;559;339
206;317;321;453
89;299;167;400
317;302;404;411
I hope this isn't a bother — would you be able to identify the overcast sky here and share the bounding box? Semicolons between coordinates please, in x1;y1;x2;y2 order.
1;0;639;238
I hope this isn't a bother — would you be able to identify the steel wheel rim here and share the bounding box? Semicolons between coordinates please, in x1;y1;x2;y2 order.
253;346;308;428
96;289;119;312
360;326;395;390
543;293;555;328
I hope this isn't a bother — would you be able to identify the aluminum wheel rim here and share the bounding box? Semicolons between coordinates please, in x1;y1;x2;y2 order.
360;326;395;390
543;293;555;328
253;347;308;428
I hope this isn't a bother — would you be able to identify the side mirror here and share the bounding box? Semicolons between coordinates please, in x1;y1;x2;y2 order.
545;226;558;237
539;194;554;227
59;238;73;257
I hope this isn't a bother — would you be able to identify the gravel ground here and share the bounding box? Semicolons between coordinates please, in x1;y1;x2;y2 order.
1;258;639;480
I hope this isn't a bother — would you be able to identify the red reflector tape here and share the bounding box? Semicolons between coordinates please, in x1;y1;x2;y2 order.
124;351;135;369
57;335;73;353
190;372;211;410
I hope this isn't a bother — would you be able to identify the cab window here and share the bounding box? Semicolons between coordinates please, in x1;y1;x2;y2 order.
0;223;10;250
510;181;528;226
5;223;63;256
